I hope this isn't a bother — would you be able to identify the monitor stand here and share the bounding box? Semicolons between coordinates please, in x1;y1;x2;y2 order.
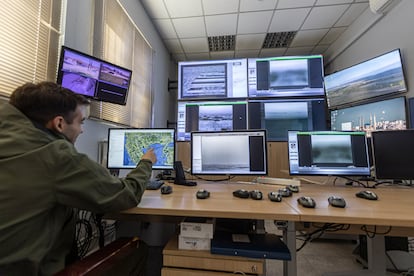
173;161;197;186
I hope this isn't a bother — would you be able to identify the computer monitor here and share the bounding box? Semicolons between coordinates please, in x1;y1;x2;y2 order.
191;130;267;175
178;58;248;100
325;49;407;109
176;100;247;141
57;46;132;105
288;131;371;176
330;96;407;137
371;129;414;181
248;55;324;98
107;128;175;170
248;98;327;141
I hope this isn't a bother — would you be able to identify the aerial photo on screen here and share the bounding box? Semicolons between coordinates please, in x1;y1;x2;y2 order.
325;50;406;108
198;105;233;131
182;64;227;98
123;132;174;167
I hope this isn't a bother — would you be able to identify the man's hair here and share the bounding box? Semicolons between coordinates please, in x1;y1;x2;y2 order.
9;81;90;124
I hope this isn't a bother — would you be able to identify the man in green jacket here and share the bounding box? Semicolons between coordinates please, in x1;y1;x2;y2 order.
0;82;156;275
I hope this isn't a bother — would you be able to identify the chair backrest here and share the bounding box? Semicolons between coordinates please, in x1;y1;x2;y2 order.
55;237;139;276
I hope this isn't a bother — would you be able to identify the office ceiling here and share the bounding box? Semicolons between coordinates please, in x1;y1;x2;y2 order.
140;0;371;62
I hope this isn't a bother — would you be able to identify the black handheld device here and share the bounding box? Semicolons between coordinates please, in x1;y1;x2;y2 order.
174;161;197;186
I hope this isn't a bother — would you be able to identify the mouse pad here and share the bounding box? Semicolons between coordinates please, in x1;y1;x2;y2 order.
211;230;291;260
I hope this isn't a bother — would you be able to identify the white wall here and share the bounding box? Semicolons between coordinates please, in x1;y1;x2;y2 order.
64;0;172;160
326;0;414;99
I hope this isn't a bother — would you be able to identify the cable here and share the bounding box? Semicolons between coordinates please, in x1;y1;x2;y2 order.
360;225;392;238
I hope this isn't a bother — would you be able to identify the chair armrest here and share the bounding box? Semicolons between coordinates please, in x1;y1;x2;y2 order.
55;237;140;276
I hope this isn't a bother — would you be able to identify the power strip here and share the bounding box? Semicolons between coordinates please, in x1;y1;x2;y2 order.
256;177;301;186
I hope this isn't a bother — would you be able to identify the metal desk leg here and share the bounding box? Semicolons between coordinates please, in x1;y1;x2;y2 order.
367;235;386;275
283;221;297;276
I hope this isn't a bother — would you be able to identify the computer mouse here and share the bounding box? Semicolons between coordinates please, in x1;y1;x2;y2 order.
249;190;263;200
287;185;299;193
196;189;210;199
328;196;346;208
297;196;316;208
233;189;250;199
356;190;378;200
278;188;292;197
268;191;282;202
160;185;173;195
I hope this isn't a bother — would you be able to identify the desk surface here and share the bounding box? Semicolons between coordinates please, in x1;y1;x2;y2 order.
117;182;414;228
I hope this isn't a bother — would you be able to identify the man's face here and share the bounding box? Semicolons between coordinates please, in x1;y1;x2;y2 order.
61;105;88;144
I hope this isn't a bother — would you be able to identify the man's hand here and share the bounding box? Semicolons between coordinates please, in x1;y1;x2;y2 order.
142;148;157;164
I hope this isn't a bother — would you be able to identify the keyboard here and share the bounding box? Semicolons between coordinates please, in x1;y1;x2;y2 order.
146;179;164;190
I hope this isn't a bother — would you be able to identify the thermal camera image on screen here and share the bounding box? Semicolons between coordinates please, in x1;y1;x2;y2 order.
199;105;233;131
201;136;250;172
123;132;174;167
269;59;308;88
311;135;353;165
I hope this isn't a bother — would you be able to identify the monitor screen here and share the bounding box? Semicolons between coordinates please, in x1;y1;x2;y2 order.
330;96;407;137
325;49;407;109
107;128;175;170
288;131;371;176
178;58;248;100
248;55;324;98
371;129;414;180
191;130;267;175
248;98;327;141
57;46;132;105
176;100;247;141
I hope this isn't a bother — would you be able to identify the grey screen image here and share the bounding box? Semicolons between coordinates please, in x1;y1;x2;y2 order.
311;135;352;164
269;59;308;88
198;105;233;131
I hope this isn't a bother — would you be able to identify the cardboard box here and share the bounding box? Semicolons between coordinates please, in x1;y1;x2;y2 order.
178;235;211;250
180;218;214;239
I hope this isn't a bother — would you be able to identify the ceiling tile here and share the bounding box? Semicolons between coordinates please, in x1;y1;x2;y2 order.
202;0;240;15
237;11;273;34
154;19;177;39
276;0;316;9
235;49;261;58
290;29;329;47
268;8;311;32
141;0;169;19
164;0;203;18
163;39;183;53
173;53;187;61
315;0;353;5
172;17;206;38
186;52;211;60
335;3;369;27
259;48;287;57
180;37;209;52
285;46;314;55
205;14;238;36
240;0;277;12
312;45;330;54
209;51;236;59
236;34;266;50
319;27;346;44
302;5;349;29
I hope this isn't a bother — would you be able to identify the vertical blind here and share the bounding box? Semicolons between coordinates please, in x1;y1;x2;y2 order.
90;0;153;127
0;0;63;96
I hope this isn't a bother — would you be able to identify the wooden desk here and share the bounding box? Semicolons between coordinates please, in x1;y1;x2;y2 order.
109;182;414;276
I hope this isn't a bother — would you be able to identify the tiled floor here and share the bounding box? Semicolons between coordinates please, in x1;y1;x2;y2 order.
264;220;403;276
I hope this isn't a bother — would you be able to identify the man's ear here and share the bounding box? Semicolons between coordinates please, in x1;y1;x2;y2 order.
46;116;65;133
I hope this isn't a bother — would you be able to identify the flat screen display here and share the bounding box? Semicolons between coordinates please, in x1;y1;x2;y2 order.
191;130;267;175
371;129;414;180
107;128;175;170
248;98;327;141
176;100;247;141
330;96;407;137
178;58;248;100
325;49;407;109
57;46;132;105
288;131;371;176
248;55;324;98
